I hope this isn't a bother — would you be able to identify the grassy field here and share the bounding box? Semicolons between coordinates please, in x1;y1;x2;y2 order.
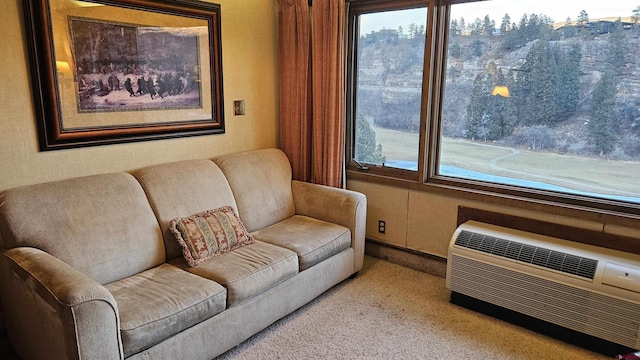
373;126;640;198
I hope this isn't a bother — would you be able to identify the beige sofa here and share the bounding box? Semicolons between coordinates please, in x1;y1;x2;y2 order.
0;148;366;360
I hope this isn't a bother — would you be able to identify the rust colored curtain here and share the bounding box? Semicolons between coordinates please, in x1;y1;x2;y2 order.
279;0;346;187
311;0;345;188
279;0;312;182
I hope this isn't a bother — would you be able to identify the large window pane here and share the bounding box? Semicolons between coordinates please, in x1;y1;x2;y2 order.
353;8;427;171
441;0;640;203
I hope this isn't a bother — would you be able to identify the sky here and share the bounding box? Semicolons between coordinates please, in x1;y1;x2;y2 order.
359;0;639;35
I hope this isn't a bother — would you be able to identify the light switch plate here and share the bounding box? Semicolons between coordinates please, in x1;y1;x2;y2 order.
233;100;245;115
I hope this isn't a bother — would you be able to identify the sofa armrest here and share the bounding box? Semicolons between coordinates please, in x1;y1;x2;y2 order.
291;180;367;272
0;247;123;360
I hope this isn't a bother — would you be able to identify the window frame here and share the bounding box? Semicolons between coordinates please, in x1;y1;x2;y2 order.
346;0;432;182
345;0;640;226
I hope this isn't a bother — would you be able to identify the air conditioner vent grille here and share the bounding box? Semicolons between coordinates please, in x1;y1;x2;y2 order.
454;230;598;280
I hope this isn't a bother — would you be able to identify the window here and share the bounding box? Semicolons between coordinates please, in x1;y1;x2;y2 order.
347;0;640;215
351;6;427;172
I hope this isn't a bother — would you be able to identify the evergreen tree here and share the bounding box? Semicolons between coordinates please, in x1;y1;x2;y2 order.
516;40;559;126
577;10;589;26
513;40;582;127
501;13;531;51
471;18;482;35
554;43;582;121
526;13;540;42
355;115;385;164
407;23;417;39
485;68;516;140
450;20;459;36
501;19;521;52
608;18;628;73
588;73;618;156
465;73;491;140
465;66;516;141
537;15;556;40
500;14;511;34
578;10;589;37
504;70;519;132
518;14;528;35
482;15;494;36
449;43;461;58
472;39;483;57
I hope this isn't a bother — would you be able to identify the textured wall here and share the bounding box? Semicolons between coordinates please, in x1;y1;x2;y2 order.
0;0;279;192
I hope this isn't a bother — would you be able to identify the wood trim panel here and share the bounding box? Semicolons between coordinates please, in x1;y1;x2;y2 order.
457;206;640;255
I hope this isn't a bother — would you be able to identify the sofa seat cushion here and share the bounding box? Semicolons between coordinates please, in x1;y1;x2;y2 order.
170;241;298;307
251;215;352;271
105;263;227;357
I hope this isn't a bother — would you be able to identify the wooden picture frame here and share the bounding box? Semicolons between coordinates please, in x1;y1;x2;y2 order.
23;0;224;151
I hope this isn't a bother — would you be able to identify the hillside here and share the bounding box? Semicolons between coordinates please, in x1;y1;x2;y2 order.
356;23;640;160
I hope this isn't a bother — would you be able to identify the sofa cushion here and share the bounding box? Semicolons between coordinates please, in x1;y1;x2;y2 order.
105;263;227;357
0;173;164;285
169;206;256;267
251;215;352;271
170;241;298;307
132;159;238;262
214;149;296;232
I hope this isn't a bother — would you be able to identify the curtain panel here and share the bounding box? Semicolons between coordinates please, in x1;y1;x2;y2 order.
311;0;345;187
278;0;312;182
278;0;346;188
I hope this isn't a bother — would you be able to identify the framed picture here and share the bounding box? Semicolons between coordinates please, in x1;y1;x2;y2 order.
23;0;224;151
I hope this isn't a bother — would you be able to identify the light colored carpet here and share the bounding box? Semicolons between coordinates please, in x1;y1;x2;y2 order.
217;256;610;360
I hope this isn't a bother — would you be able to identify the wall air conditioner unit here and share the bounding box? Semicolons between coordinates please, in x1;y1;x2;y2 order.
446;220;640;350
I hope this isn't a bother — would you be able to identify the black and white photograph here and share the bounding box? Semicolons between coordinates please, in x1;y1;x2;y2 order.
69;18;202;113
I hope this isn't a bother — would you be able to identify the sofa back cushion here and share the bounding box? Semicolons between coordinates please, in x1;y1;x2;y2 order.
214;149;295;232
0;173;164;284
132;159;238;261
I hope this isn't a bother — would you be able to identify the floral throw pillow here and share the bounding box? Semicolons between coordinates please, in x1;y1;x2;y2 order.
169;206;255;267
